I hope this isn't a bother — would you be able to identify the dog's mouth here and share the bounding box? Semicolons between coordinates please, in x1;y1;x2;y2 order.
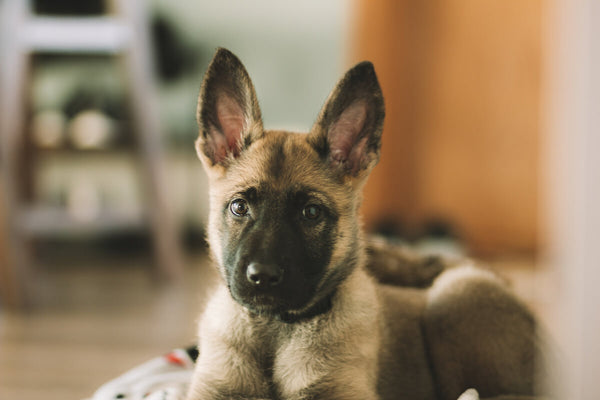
245;293;280;308
231;288;304;314
228;277;337;323
232;287;335;323
227;276;315;317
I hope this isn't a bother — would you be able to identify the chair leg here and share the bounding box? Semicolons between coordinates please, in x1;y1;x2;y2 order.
0;0;32;307
118;0;184;280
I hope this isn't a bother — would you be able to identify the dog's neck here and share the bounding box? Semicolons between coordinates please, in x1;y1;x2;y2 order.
275;291;336;324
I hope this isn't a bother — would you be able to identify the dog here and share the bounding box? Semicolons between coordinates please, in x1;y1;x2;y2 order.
188;48;546;400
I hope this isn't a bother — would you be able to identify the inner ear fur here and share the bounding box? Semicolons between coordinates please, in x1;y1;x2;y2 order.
196;48;263;168
309;61;385;177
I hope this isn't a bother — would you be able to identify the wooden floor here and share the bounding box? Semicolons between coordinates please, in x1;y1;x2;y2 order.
0;250;218;400
0;250;553;400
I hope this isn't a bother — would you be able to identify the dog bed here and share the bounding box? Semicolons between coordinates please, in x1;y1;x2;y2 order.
86;346;481;400
87;347;196;400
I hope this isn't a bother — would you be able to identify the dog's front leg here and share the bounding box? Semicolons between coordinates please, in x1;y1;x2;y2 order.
186;288;273;400
186;345;272;400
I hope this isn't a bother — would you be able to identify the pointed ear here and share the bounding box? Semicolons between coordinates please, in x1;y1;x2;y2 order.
309;61;385;178
196;48;263;169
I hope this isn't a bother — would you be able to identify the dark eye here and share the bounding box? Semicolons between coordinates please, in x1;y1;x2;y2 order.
230;199;249;216
302;204;321;220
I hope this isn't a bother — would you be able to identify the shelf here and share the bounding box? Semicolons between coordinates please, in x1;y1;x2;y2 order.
17;205;146;237
23;16;132;54
1;0;185;293
34;146;135;158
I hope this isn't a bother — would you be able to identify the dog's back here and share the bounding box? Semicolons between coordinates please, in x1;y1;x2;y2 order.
376;283;437;399
372;263;541;400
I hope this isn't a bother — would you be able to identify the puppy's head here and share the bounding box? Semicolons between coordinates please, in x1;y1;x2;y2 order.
196;48;384;320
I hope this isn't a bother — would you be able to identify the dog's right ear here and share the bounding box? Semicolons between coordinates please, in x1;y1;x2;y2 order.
196;48;263;172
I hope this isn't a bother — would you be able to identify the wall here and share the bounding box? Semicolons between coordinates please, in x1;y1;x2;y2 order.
543;0;600;397
353;0;542;255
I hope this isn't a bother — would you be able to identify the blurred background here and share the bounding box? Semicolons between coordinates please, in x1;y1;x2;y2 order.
0;0;598;399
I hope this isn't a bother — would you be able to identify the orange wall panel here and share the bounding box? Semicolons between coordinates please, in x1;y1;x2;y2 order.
352;0;542;255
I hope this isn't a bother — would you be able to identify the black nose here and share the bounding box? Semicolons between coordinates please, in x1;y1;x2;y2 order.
246;262;283;288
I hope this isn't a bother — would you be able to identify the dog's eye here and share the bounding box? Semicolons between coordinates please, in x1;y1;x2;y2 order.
302;204;321;220
230;199;249;217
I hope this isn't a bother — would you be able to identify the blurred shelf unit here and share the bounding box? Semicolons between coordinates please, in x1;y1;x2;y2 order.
20;16;132;54
18;205;146;238
0;0;183;306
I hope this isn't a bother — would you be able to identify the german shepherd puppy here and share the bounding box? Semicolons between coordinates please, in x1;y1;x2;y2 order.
188;48;544;400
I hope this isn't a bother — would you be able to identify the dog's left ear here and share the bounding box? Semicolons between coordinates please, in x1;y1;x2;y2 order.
196;48;263;171
309;61;385;179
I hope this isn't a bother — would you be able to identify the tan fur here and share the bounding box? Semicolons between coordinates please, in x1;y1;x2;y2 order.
273;269;380;399
189;265;382;400
188;49;546;400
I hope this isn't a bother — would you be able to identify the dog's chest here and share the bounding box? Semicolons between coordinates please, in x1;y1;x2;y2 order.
269;322;326;396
